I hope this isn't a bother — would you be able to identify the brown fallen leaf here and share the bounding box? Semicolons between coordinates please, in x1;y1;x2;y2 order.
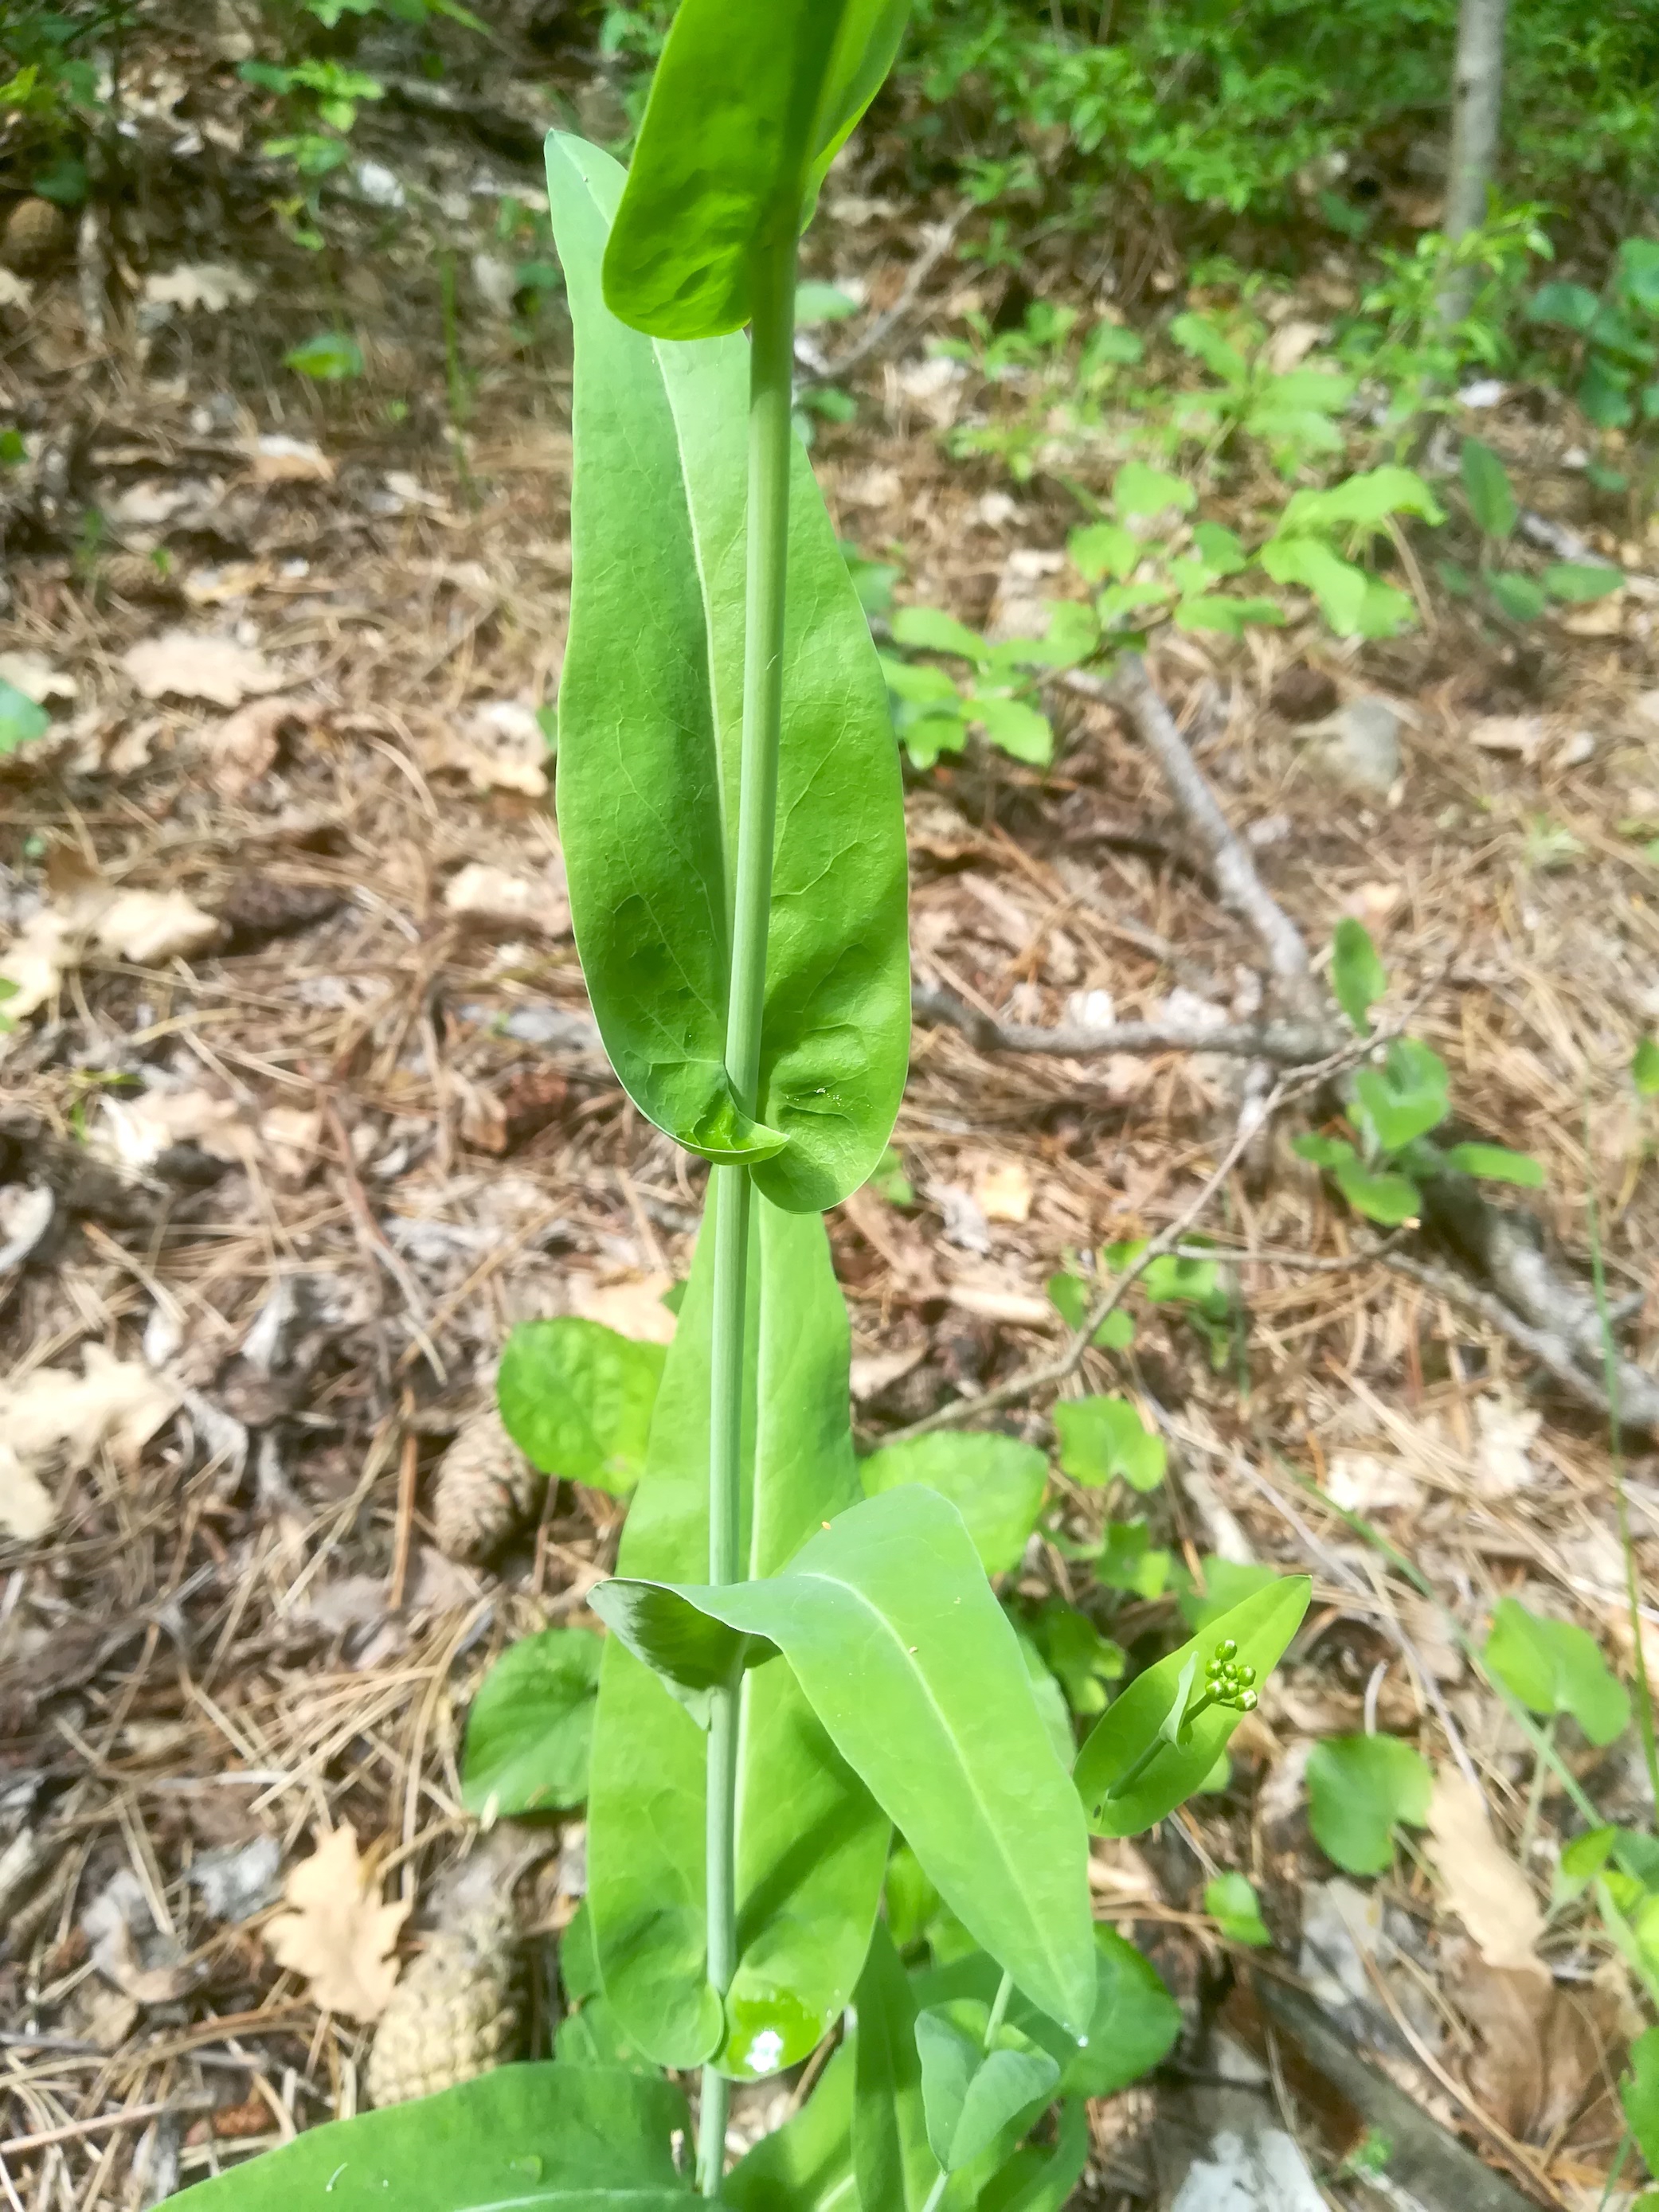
264;1826;410;2022
122;629;282;708
0;867;219;1029
207;694;318;799
972;1158;1034;1224
1466;713;1544;760
567;1270;678;1346
3;1345;179;1460
249;434;334;484
441;861;569;938
427;701;548;797
142;264;257;314
96;885;221;964
1424;1771;1546;1975
1448;1949;1622;2147
0;1346;179;1536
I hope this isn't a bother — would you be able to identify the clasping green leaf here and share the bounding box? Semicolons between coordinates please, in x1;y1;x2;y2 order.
601;0;910;339
1075;1577;1310;1836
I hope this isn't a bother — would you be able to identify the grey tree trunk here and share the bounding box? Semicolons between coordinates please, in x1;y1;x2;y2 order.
1438;0;1511;324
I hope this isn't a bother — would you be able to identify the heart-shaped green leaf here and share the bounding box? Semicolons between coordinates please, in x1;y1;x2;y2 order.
497;1319;664;1495
549;135;910;1210
462;1628;601;1816
1352;1038;1450;1153
1046;1272;1136;1349
1204;1870;1272;1948
914;1925;1180;2099
0;678;49;756
1075;1577;1311;1836
1622;2024;1659;2175
860;1431;1049;1577
1054;1395;1165;1492
1460;436;1516;541
1332;1157;1422;1225
169;2065;690;2209
1483;1597;1630;1746
1305;1733;1432;1874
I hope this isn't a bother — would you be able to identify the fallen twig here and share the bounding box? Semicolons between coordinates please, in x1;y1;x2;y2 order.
802;205;971;388
1063;655;1325;1020
881;1049;1351;1446
1381;1248;1656;1431
913;982;1333;1066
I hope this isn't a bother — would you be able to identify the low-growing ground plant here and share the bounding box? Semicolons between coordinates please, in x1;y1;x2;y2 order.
162;6;1314;2204
1293;919;1545;1227
879;460;1442;771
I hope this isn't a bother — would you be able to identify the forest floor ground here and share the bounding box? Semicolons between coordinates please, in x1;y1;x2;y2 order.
3;50;1659;2212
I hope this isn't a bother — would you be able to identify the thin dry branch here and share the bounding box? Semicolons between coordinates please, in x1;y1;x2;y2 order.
881;1050;1349;1446
912;983;1333;1066
1382;1248;1657;1431
802;205;971;389
1063;655;1325;1018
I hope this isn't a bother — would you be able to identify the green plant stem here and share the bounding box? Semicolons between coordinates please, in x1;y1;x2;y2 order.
1105;1733;1166;1803
696;231;799;2202
725;235;798;1107
920;2173;950;2212
984;1969;1015;2046
1582;1096;1659;1812
1518;1713;1555;1863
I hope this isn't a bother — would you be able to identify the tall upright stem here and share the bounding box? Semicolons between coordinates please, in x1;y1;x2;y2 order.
696;232;799;2201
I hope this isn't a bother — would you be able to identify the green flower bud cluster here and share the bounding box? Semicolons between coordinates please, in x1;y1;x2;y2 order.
1204;1638;1257;1713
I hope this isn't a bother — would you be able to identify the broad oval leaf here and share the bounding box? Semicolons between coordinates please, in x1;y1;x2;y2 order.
1440;1141;1545;1189
550;135;910;1211
1331;916;1387;1037
168;2064;690;2209
1305;1733;1432;1874
585;1190;888;2077
1053;1395;1165;1493
1075;1577;1311;1837
600;1485;1097;2035
891;604;989;661
1205;1870;1272;1947
1484;1597;1630;1747
461;1628;600;1817
497;1318;664;1495
1460;436;1517;541
975;2098;1090;2212
0;678;49;756
602;0;910;339
916;2003;1059;2173
1332;1157;1422;1225
1351;1037;1450;1153
859;1432;1049;1577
